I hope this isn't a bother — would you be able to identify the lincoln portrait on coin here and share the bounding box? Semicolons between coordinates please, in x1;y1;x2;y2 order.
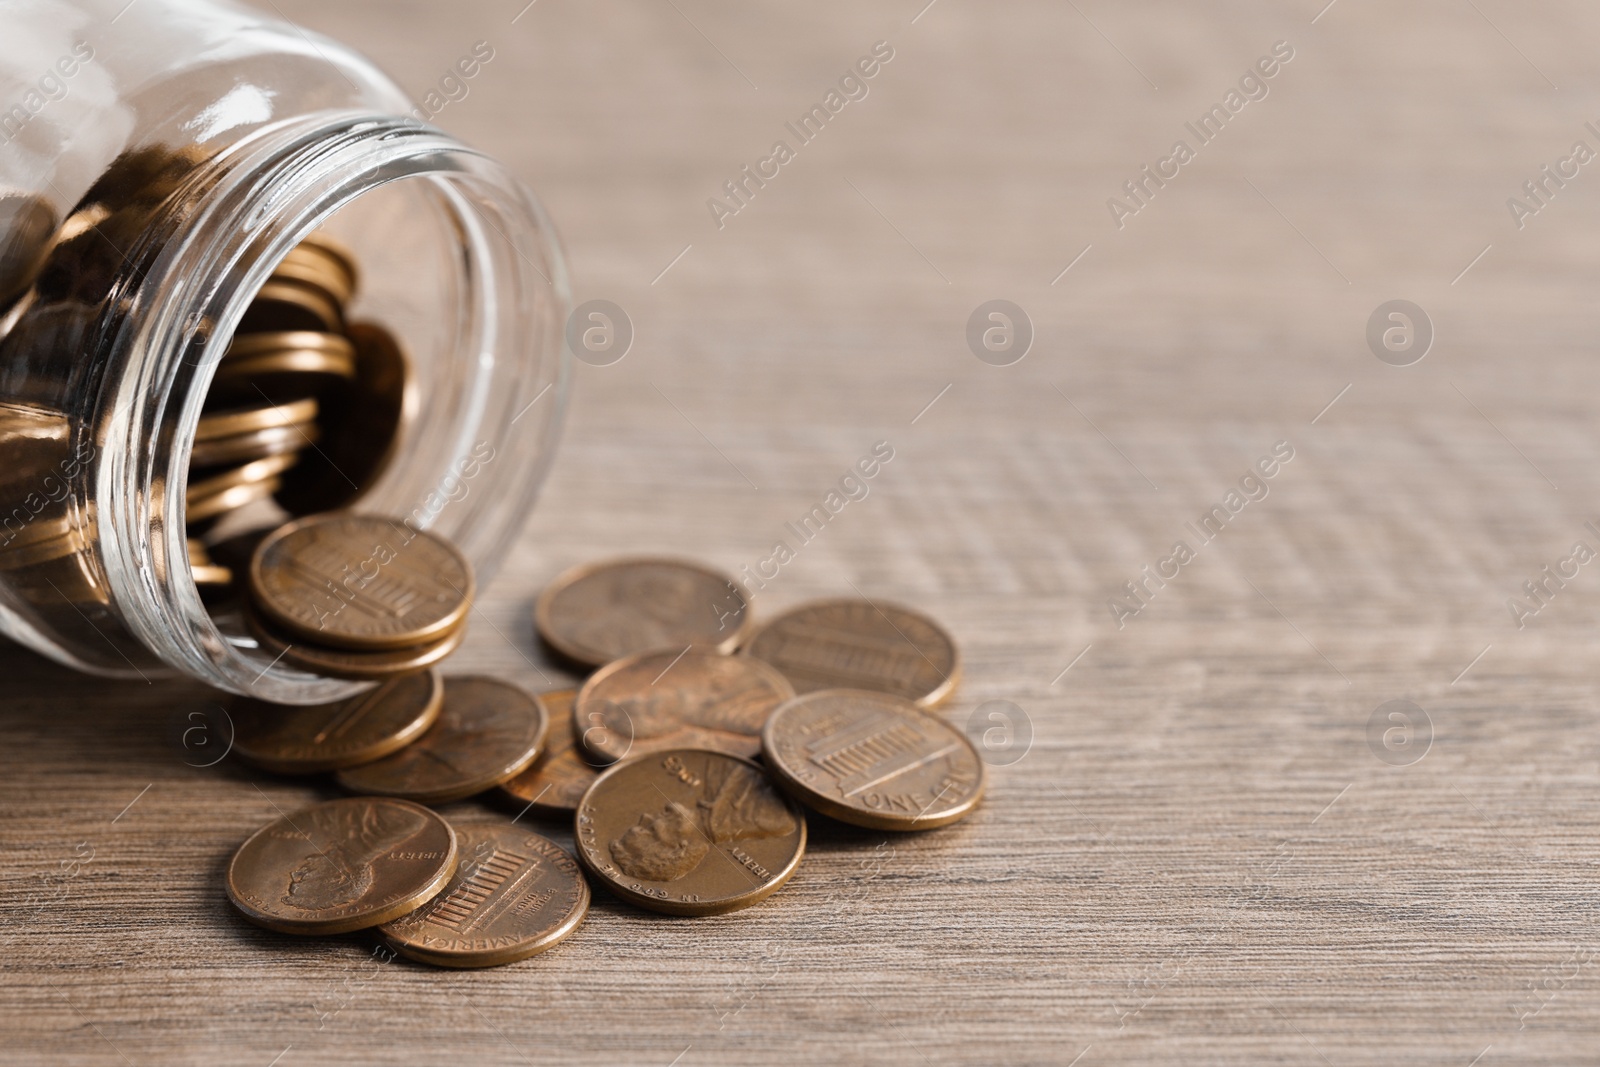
609;759;796;881
282;801;427;910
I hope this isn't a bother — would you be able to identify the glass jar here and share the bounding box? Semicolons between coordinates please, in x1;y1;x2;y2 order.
0;0;571;701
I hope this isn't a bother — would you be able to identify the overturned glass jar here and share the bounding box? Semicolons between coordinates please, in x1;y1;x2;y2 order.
0;0;570;701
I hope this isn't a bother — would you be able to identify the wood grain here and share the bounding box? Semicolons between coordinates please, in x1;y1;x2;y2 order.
7;1;1600;1063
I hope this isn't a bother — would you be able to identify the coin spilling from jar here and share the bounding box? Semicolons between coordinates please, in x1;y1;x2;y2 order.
220;547;986;967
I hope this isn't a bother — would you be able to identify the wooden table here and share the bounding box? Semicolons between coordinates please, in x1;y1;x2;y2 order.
7;1;1600;1063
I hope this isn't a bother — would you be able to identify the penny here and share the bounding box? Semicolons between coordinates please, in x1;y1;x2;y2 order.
335;676;547;804
379;823;588;968
186;451;300;505
274;320;413;516
196;397;318;441
188;538;234;588
0;525;88;570
245;603;467;681
249;513;473;651
213;342;358;387
229;669;444;774
296;232;360;297
185;475;283;524
225;796;457;935
495;690;599;816
762;689;986;831
274;243;357;306
224;330;358;362
575;748;806;916
190;421;317;469
574;648;794;765
742;598;960;709
535;558;750;667
236;278;343;334
0;502;83;553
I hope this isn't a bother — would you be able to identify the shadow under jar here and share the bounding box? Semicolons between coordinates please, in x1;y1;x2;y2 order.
0;0;571;702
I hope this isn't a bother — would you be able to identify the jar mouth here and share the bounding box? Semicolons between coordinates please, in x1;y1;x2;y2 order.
98;112;571;702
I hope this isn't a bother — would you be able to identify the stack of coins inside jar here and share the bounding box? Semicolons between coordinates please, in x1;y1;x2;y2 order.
0;147;413;652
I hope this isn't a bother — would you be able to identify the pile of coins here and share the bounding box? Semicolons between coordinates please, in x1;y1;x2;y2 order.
221;546;985;966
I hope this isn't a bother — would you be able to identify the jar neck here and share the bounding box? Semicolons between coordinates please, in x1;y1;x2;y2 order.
95;112;569;701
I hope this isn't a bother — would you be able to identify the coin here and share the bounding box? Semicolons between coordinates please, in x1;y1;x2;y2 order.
296;232;360;297
535;558;750;667
229;670;444;774
185;475;283;524
188;539;234;588
186;451;300;505
196;397;318;441
0;524;88;570
249;513;473;651
245;603;467;681
213;340;358;389
225;796;458;935
274;243;357;306
224;330;357;362
742;598;960;709
0;502;84;553
575;648;794;765
190;421;317;469
335;676;547;804
236;279;343;334
274;320;413;516
495;690;599;816
379;823;588;968
762;689;986;831
575;749;806;916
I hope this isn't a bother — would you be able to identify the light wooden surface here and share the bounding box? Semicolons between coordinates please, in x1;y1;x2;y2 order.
9;1;1600;1063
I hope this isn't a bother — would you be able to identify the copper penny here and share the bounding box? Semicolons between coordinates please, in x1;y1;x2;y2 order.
294;232;360;298
574;648;794;765
185;475;283;524
274;242;358;306
249;513;473;651
229;669;444;774
224;330;356;361
186;451;299;506
496;690;600;816
761;689;986;831
196;397;318;441
535;558;750;667
0;525;88;570
225;796;457;935
236;278;343;334
575;749;806;916
190;421;317;469
214;331;358;387
742;598;960;709
379;823;588;968
274;320;413;516
188;538;234;588
245;603;467;681
335;676;547;804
